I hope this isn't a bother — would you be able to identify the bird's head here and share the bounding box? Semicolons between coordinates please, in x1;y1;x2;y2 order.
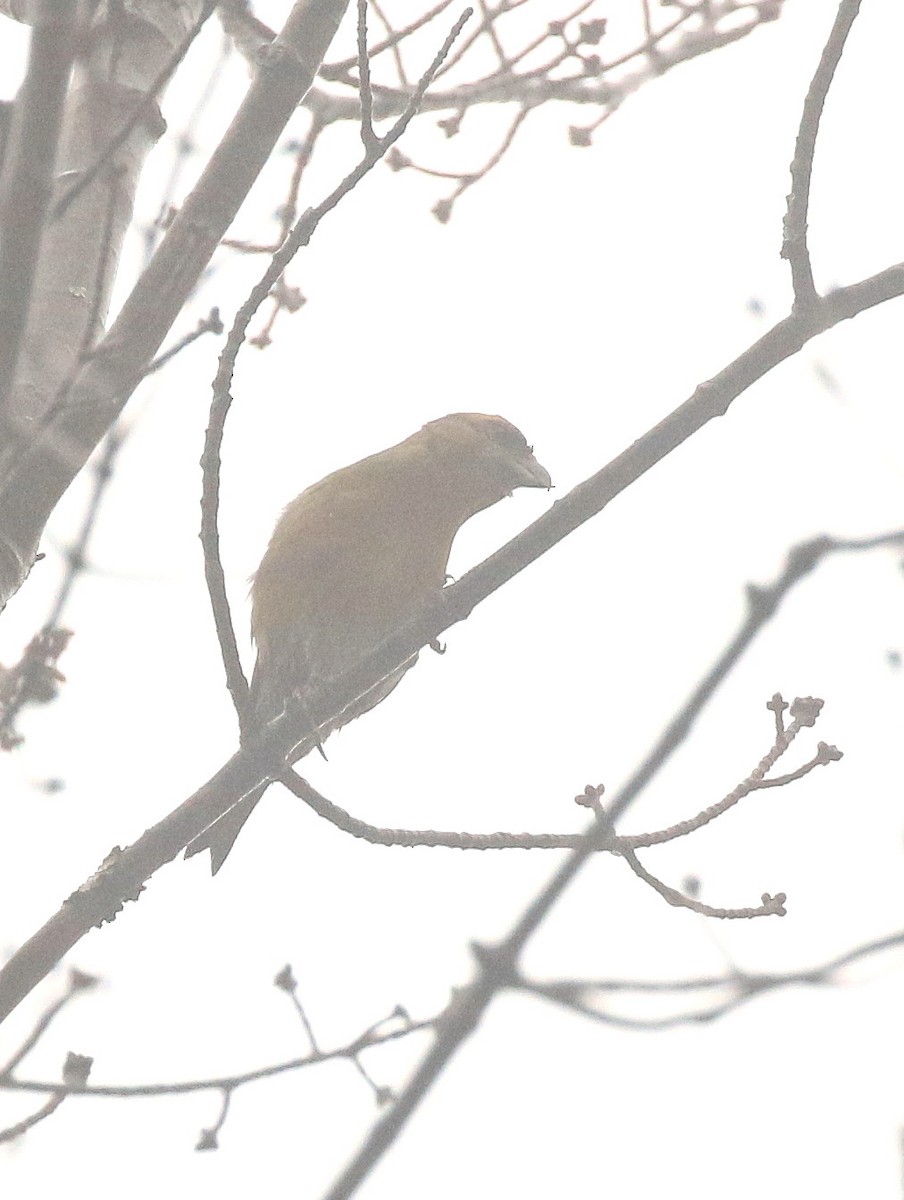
420;413;552;507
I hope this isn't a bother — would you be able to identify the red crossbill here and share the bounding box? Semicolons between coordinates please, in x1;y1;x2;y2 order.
188;413;551;872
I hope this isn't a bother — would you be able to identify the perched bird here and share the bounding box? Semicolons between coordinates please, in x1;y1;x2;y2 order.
187;413;551;873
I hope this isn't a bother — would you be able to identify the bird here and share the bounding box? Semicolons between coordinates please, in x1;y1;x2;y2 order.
186;413;552;873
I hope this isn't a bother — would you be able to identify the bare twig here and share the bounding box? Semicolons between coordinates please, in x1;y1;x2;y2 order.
357;0;376;147
619;845;786;919
323;0;456;74
144;308;224;375
521;930;904;1028
0;433;133;746
318;512;897;1196
274;965;392;1106
1;258;903;1027
195;1086;232;1150
308;0;783;127
622;697;837;848
221;117;328;255
273;690;838;864
606;530;904;825
434;0;534;80
0;627;72;750
369;0;409;86
782;0;862;308
275;965;320;1052
3;1009;432;1098
430;104;529;222
200;7;473;740
0;1092;67;1143
4;933;903;1110
0;968;97;1080
477;0;510;71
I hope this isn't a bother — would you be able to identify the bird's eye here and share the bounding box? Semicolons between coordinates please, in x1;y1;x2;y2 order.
528;444;534;454
485;416;530;454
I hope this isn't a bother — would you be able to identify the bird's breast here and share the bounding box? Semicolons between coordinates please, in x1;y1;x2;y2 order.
251;492;456;677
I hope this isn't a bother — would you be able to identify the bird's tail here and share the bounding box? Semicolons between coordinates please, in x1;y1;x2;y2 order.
183;659;275;874
183;788;266;874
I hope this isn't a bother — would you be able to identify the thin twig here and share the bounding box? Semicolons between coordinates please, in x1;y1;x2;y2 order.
324;0;456;74
430;103;529;220
477;0;510;71
623;704;822;848
195;1087;232;1150
369;0;408;86
782;0;862;308
3;270;904;1024
357;0;376;147
0;969;96;1080
222;116;327;254
0;433;129;745
605;529;904;825
435;0;533;79
4;932;903;1103
521;930;904;1028
318;518;900;1195
0;1093;66;1143
200;8;473;739
144;308;223;375
4;1012;434;1097
619;845;785;919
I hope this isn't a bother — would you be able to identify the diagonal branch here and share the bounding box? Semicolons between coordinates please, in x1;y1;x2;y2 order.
314;281;904;1200
0;0;353;609
1;259;903;1028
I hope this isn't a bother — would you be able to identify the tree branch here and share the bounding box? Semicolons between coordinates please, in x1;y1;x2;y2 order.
0;0;352;608
0;0;80;406
782;0;862;308
0;261;902;1026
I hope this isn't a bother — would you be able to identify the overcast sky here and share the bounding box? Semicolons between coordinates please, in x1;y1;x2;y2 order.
1;3;903;1197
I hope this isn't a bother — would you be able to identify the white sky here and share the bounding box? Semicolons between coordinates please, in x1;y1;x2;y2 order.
2;2;904;1197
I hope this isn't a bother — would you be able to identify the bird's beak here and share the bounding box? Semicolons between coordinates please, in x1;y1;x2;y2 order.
512;452;552;491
